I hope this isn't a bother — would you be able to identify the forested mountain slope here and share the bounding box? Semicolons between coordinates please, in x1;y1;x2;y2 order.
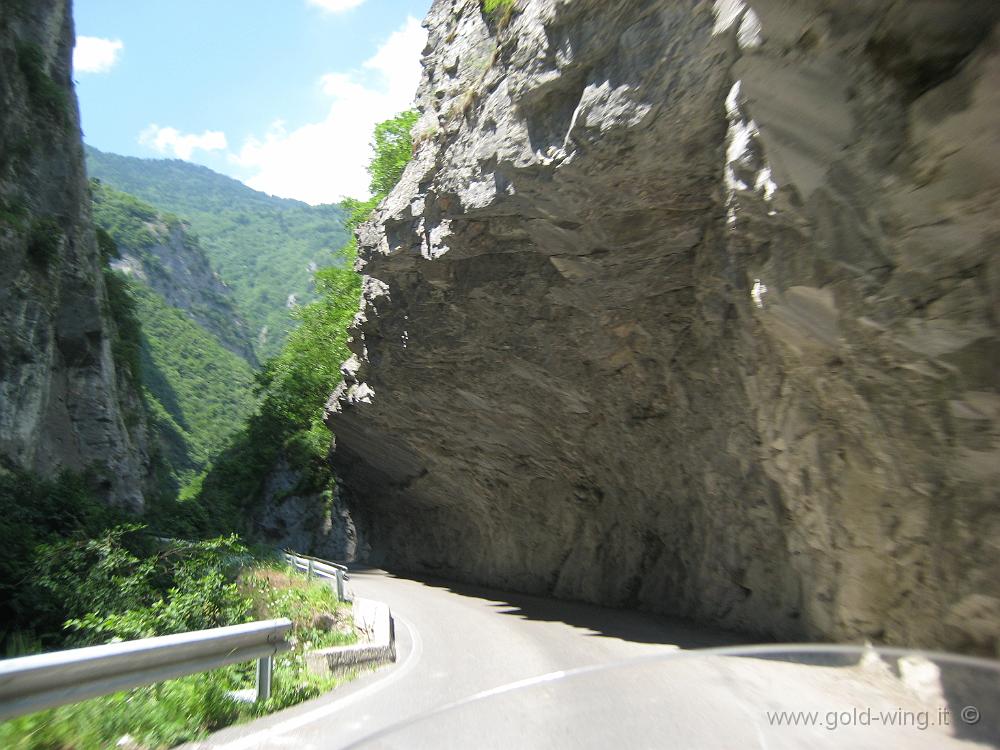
85;146;350;358
91;184;257;491
131;282;256;491
92;181;256;364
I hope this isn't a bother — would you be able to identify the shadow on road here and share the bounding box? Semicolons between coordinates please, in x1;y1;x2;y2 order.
352;565;755;648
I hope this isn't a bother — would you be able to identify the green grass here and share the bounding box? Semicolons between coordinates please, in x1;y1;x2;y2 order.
482;0;516;30
240;565;355;646
0;563;357;750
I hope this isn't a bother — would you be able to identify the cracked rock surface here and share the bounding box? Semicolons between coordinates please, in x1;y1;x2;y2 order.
0;0;150;509
328;0;1000;652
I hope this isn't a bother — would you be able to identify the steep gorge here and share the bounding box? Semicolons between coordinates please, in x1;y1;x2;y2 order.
0;0;149;509
328;0;1000;652
85;147;351;360
93;181;257;366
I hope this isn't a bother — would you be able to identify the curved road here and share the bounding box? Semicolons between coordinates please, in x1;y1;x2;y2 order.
186;566;747;750
187;569;994;749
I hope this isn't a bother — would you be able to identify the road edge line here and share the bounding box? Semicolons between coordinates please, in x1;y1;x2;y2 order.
208;612;422;750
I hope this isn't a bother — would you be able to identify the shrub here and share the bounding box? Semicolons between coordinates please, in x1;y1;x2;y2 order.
368;109;419;196
15;41;69;125
103;268;143;382
0;467;130;650
0;556;357;750
27;215;62;267
96;226;119;261
50;529;254;644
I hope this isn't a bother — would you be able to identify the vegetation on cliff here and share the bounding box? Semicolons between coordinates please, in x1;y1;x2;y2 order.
187;109;417;535
91;184;258;491
86;147;350;359
15;40;68;127
91;180;257;362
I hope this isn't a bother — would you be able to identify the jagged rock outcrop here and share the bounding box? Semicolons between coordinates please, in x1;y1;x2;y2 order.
252;459;363;562
0;0;149;509
328;0;1000;653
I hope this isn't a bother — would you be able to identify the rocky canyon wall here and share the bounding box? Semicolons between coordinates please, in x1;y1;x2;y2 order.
328;0;1000;653
0;0;149;509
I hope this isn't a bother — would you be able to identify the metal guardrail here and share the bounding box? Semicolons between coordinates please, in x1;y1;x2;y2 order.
283;551;350;601
0;618;292;722
0;552;345;722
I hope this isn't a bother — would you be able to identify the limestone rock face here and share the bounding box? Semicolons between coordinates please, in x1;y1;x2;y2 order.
0;1;149;509
328;0;1000;652
252;458;363;563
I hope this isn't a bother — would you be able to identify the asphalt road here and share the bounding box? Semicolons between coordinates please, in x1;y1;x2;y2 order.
186;569;997;749
184;566;748;750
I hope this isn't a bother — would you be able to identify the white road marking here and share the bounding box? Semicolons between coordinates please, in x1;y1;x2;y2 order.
210;614;423;750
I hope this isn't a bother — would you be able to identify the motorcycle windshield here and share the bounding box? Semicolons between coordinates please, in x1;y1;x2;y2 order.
346;644;1000;749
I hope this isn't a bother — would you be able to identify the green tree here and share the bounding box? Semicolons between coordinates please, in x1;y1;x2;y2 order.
190;110;418;527
368;109;418;196
259;109;419;438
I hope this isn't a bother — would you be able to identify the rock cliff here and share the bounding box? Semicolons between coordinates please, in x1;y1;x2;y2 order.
328;0;999;653
0;0;149;509
253;459;363;564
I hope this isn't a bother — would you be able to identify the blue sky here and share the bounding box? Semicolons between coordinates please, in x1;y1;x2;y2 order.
73;0;431;204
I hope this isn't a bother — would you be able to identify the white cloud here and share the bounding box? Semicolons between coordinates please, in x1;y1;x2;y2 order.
139;125;228;161
306;0;367;12
234;16;426;204
73;36;124;74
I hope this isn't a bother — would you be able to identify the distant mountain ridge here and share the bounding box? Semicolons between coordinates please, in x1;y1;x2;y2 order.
85;146;350;359
87;147;310;212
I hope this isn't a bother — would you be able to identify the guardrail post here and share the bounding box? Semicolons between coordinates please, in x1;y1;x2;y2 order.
335;569;345;601
0;619;292;722
256;655;273;702
307;559;314;579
